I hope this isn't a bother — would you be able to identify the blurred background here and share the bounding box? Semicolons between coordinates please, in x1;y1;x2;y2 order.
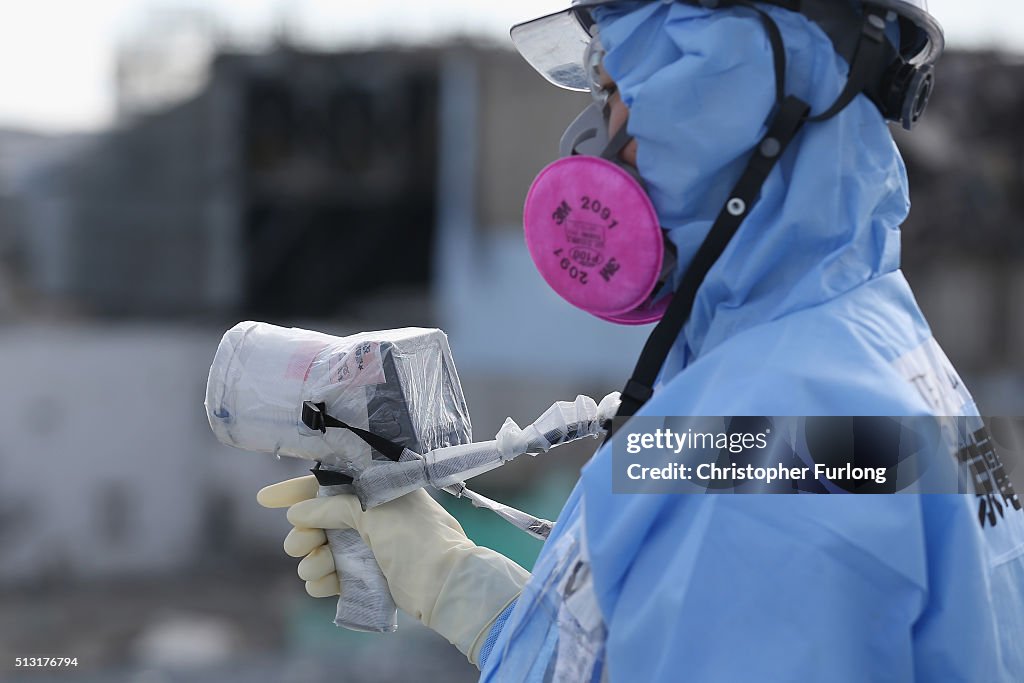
0;1;1021;681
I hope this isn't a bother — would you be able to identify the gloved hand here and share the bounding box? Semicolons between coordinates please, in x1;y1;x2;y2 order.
258;476;530;666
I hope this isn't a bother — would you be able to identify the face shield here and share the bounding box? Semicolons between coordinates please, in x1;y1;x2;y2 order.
510;7;598;92
510;5;622;158
511;1;944;88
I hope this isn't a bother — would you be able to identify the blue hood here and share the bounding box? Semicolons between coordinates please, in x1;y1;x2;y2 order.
594;1;910;372
482;9;1024;683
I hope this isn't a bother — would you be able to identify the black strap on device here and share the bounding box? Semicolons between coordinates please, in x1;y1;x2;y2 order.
302;400;409;487
310;461;354;487
301;400;407;461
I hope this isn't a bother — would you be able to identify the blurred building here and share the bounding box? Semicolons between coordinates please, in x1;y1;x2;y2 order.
7;48;441;319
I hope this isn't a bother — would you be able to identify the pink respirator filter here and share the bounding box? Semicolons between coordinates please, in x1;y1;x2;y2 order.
523;155;669;325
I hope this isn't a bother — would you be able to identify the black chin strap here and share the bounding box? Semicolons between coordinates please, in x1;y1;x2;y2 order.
610;3;887;429
808;7;890;122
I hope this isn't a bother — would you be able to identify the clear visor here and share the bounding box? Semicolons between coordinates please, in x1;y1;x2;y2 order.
512;1;945;80
510;8;596;92
868;0;944;65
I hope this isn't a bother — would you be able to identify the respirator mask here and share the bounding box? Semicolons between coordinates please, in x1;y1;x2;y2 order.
522;33;676;325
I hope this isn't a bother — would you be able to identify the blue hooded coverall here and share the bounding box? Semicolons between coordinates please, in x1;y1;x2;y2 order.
480;3;1024;681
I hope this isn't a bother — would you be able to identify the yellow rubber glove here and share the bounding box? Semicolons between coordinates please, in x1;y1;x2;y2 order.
258;476;530;666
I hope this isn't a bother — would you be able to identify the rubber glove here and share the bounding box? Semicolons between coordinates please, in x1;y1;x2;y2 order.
258;476;530;666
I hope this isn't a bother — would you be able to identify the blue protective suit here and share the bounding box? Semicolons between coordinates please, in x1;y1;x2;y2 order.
480;3;1024;681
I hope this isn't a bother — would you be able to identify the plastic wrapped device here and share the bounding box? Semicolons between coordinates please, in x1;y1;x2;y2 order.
206;321;472;473
205;321;473;632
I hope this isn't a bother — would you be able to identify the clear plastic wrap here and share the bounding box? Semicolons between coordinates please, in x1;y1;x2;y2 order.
494;392;620;460
205;321;473;473
318;487;399;632
353;393;621;508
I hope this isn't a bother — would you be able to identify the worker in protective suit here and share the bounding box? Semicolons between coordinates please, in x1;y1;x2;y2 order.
258;1;1024;680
